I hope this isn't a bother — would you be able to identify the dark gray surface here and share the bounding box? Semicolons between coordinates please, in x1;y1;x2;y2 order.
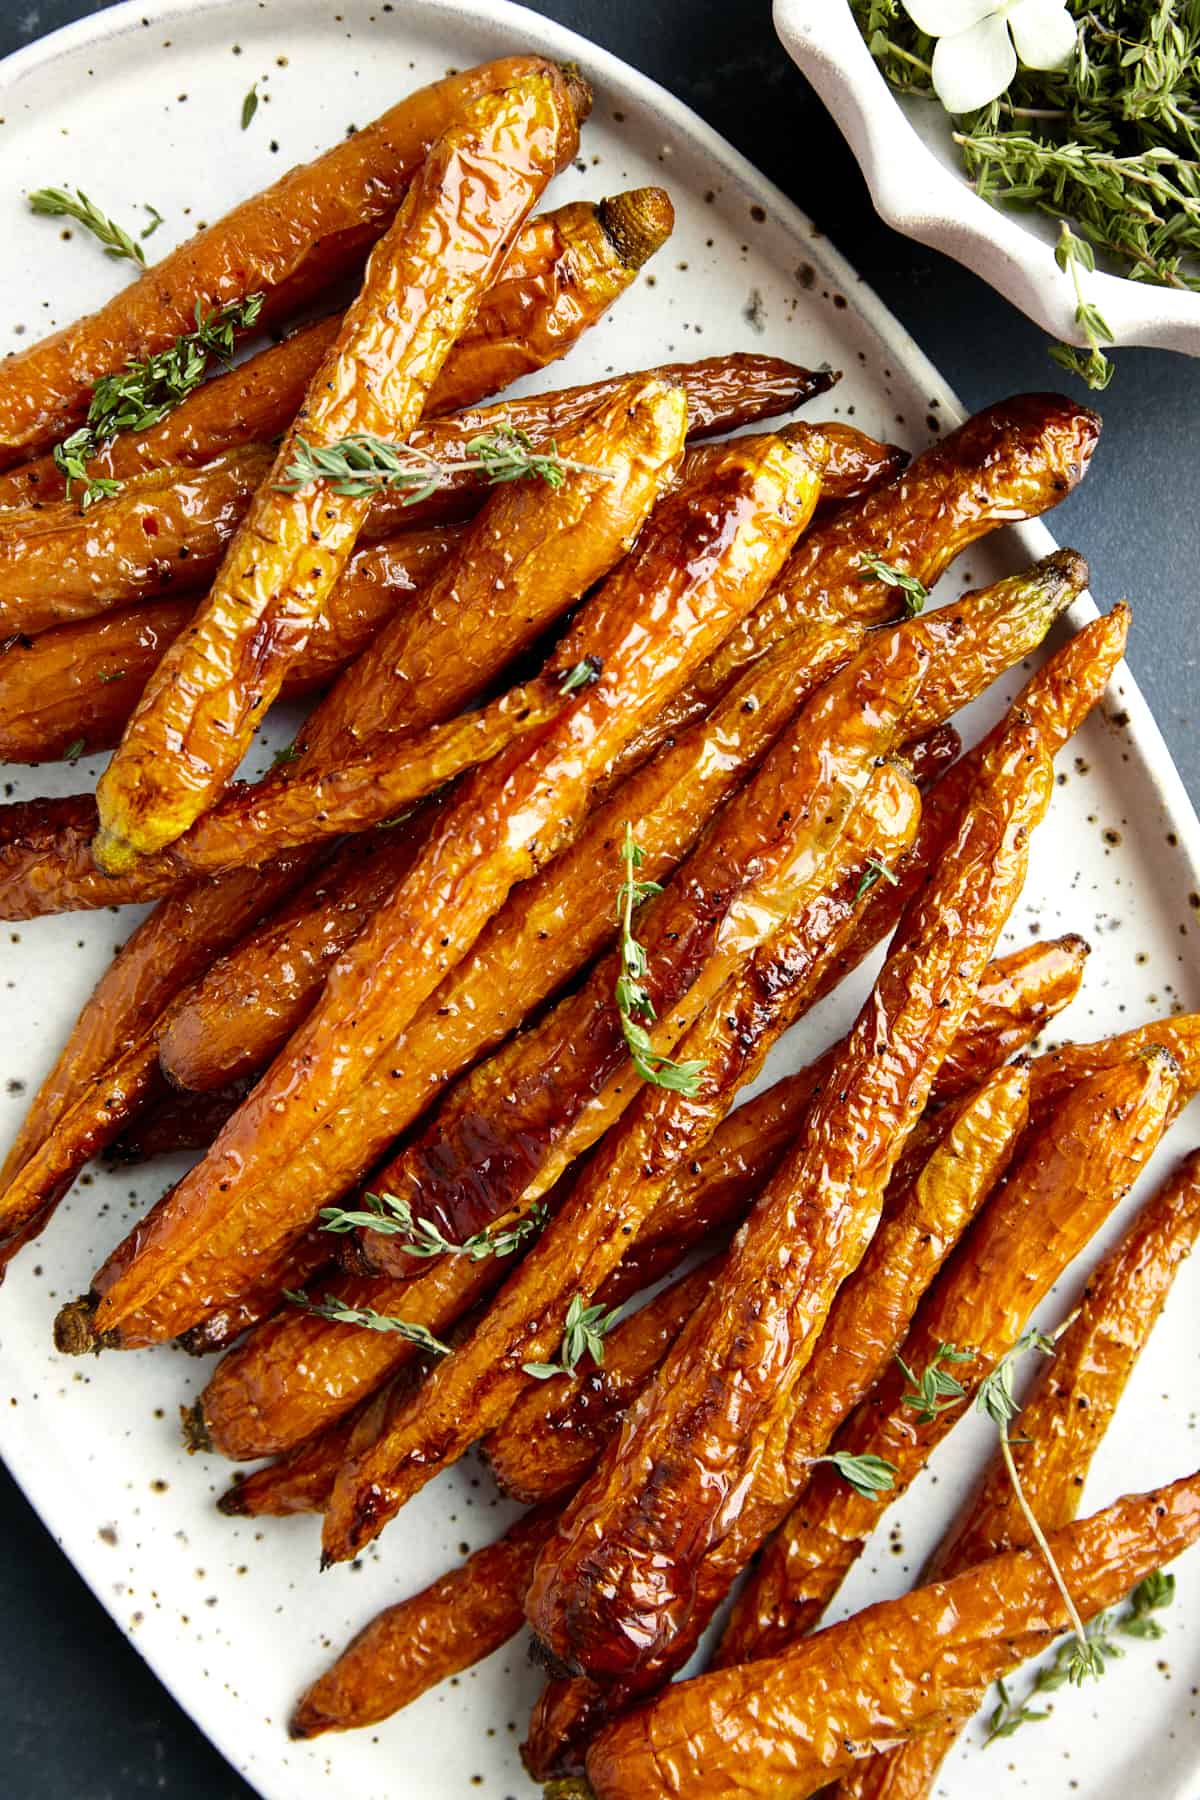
0;1;1197;1795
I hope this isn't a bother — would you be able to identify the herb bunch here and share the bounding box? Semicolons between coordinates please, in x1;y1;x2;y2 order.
28;186;153;268
53;294;265;508
523;1294;623;1381
850;1;1200;387
318;1189;547;1263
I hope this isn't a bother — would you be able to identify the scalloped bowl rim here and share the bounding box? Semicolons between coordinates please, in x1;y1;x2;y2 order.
773;0;1200;356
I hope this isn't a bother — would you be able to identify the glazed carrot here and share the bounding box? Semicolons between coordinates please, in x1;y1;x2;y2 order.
583;1472;1200;1800
322;750;924;1564
521;1065;1034;1781
351;556;1082;1276
1030;1014;1200;1116
107;1079;253;1164
806;600;1130;1017
719;1047;1179;1668
0;354;832;633
620;394;1100;762
0;187;673;511
289;1509;557;1739
93;70;582;869
929;934;1091;1100
66;435;819;1349
0;528;458;764
0;56;581;466
193;931;1069;1470
839;1148;1200;1800
525;705;1057;1681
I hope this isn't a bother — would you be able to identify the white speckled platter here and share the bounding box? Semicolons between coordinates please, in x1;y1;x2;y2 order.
1;3;1199;1796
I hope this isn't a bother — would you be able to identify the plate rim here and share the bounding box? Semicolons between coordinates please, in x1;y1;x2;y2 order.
2;3;1199;1797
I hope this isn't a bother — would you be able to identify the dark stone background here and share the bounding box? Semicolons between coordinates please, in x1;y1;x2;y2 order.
0;2;1196;1794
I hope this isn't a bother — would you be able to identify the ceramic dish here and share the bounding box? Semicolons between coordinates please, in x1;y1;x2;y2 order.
773;0;1200;357
1;2;1199;1795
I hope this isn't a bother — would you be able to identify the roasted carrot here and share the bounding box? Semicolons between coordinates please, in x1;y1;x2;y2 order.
321;747;924;1564
1030;1013;1200;1117
839;1147;1200;1800
92;69;582;868
719;1045;1179;1667
194;929;1072;1470
289;1509;557;1739
583;1472;1200;1800
0;528;458;764
525;700;1058;1681
618;394;1100;763
0;354;832;633
66;434;819;1348
350;555;1082;1276
0;56;582;466
106;1080;253;1164
521;1065;1033;1780
929;933;1091;1100
0;187;673;511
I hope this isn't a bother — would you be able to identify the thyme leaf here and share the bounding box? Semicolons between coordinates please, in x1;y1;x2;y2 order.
809;1450;898;1498
318;1191;547;1263
522;1293;623;1380
278;425;611;502
28;186;147;267
614;822;706;1095
858;553;929;616
284;1288;450;1353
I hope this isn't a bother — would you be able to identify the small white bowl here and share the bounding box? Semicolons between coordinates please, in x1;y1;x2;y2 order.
773;0;1200;356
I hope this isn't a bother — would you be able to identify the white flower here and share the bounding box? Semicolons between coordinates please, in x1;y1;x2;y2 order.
902;0;1078;114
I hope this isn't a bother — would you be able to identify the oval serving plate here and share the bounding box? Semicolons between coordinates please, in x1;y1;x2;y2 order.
1;3;1198;1796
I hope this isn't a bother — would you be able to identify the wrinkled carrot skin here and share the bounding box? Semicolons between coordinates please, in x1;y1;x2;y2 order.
289;1508;557;1738
0;422;890;770
841;1149;1200;1800
522;1066;1032;1780
526;710;1056;1681
584;1473;1200;1800
0;187;672;512
9;672;584;912
0;529;458;764
0;355;831;632
930;933;1089;1100
160;824;440;1091
722;1047;1179;1668
320;755;923;1564
74;436;818;1348
1030;1014;1200;1117
810;601;1129;1015
175;1230;332;1358
0;853;313;1259
0;56;572;467
283;373;689;766
353;557;1079;1275
0;446;274;635
625;395;1099;757
94;71;583;869
485;1262;723;1508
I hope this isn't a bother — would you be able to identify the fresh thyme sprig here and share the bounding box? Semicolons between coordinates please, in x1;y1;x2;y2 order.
851;1;1200;387
318;1190;547;1263
52;294;265;508
896;1339;972;1423
28;186;147;267
976;1322;1104;1684
614;822;707;1096
1049;222;1117;389
284;1288;450;1353
809;1450;898;1499
523;1293;623;1381
858;553;929;617
985;1568;1176;1742
854;854;901;906
278;425;610;503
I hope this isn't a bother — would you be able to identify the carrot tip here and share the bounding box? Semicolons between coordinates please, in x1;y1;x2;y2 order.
598;188;675;269
53;1293;101;1356
91;825;140;877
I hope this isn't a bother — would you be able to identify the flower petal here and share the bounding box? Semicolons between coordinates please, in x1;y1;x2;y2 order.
902;0;995;35
1007;0;1078;71
931;15;1017;112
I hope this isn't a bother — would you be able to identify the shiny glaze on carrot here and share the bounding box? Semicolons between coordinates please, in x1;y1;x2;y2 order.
0;55;572;466
584;1473;1200;1800
321;753;923;1564
94;69;582;868
722;1045;1179;1666
525;706;1057;1681
70;436;818;1348
838;1147;1200;1800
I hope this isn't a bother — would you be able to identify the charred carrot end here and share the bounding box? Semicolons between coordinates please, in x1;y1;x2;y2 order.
180;1400;213;1455
52;1294;105;1356
597;188;675;268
